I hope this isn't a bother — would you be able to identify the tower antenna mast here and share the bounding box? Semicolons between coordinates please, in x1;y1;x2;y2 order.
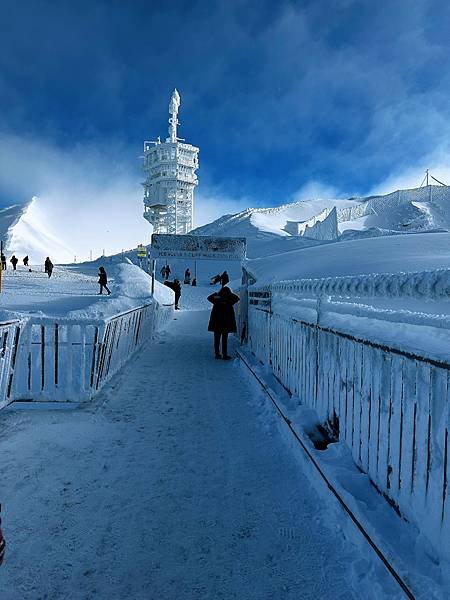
168;89;180;143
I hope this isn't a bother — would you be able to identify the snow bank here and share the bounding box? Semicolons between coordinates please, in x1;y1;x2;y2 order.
246;232;450;285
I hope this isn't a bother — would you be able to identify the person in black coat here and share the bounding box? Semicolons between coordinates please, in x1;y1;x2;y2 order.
98;266;111;295
207;286;239;360
23;255;29;267
44;257;53;278
10;255;18;271
1;253;6;271
164;278;181;309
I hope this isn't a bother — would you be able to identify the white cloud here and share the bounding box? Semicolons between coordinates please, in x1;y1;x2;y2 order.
369;148;450;196
290;180;342;201
0;132;150;262
194;186;251;227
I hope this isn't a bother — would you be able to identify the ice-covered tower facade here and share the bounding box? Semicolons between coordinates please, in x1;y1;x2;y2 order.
142;89;199;234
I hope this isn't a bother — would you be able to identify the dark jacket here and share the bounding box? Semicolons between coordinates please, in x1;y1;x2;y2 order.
164;279;181;300
98;270;107;285
207;287;239;333
44;258;53;272
220;271;230;286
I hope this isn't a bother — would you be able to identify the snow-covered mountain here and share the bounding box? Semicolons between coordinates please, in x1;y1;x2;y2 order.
2;184;449;265
192;185;450;258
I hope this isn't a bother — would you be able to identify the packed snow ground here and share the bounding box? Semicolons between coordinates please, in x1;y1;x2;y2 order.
0;263;172;321
0;287;401;599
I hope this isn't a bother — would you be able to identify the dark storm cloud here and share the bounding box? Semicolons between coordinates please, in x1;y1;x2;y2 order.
1;0;450;215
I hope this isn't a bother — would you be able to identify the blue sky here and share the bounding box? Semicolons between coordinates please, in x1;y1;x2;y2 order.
1;0;450;227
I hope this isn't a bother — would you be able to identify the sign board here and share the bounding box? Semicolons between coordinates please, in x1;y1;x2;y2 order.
150;234;247;261
137;244;147;258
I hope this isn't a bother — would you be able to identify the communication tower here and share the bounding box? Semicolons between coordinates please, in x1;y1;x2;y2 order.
142;89;199;234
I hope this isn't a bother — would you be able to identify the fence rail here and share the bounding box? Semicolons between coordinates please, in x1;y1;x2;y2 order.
246;277;450;562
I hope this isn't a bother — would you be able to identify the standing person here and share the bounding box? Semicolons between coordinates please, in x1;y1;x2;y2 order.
44;257;53;278
160;265;167;280
98;266;111;295
165;264;171;280
220;270;229;286
10;255;18;271
164;278;181;310
207;286;239;360
184;268;191;284
172;278;181;310
1;253;6;271
23;255;29;267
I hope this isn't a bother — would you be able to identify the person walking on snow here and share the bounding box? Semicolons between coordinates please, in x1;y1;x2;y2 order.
1;254;6;270
160;265;167;280
184;268;191;284
23;255;29;267
98;266;111;295
207;286;239;360
44;257;53;278
165;264;171;279
10;255;18;271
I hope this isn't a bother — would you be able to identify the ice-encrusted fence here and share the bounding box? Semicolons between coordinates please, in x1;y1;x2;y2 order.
246;268;450;560
4;300;173;404
0;320;22;410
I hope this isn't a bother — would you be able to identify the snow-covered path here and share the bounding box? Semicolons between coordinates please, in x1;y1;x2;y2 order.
0;306;390;599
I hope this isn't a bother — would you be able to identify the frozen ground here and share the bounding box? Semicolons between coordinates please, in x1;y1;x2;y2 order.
0;288;400;599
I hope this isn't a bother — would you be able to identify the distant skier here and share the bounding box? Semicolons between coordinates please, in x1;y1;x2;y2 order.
164;278;181;310
10;255;18;271
44;257;53;278
1;254;6;271
220;270;229;287
23;255;29;267
98;266;111;295
184;268;191;284
207;286;239;360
